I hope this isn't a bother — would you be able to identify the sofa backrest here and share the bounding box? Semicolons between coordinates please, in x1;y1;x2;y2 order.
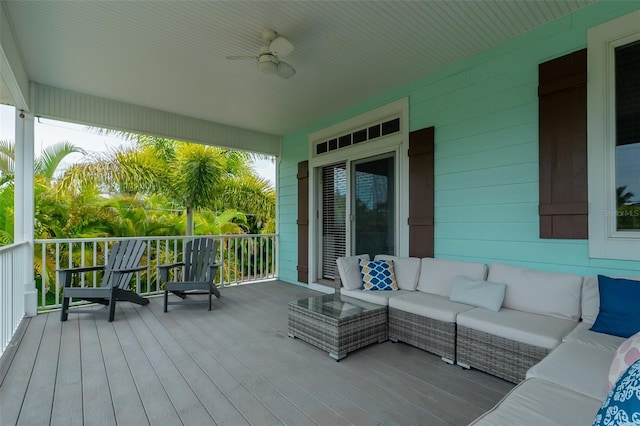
336;254;370;291
417;258;488;297
488;263;583;320
374;255;421;291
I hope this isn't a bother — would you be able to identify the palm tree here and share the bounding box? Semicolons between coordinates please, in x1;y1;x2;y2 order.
62;133;273;236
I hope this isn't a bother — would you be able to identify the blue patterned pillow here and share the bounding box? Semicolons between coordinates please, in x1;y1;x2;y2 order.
593;358;640;425
359;259;398;291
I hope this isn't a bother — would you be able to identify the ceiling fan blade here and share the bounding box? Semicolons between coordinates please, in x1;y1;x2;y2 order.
226;55;257;60
270;36;294;58
277;61;296;79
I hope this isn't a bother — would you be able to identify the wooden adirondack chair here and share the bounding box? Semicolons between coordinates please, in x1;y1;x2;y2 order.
160;237;222;312
59;239;149;322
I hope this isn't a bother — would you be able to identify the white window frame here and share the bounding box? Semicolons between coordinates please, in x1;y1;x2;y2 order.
307;98;409;289
587;10;640;261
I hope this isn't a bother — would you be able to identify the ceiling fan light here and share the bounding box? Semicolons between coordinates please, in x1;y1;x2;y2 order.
258;55;278;74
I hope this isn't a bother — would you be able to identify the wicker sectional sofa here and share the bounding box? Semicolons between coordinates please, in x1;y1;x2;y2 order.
471;276;631;425
336;255;640;424
338;255;583;381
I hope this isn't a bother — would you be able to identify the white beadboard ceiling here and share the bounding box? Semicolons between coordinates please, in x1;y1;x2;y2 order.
2;0;596;136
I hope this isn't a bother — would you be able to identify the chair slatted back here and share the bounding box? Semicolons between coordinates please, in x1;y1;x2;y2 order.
103;239;147;290
183;238;218;282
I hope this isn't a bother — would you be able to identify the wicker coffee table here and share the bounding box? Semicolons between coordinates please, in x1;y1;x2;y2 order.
288;293;388;360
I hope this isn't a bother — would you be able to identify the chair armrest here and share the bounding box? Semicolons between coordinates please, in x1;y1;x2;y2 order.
57;265;105;274
158;262;185;282
111;265;147;274
58;265;106;287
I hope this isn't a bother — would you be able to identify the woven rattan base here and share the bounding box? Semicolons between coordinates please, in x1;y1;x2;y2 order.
456;326;551;383
288;301;388;360
388;308;456;362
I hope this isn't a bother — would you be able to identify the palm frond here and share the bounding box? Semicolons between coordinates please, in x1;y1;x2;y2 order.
35;140;86;180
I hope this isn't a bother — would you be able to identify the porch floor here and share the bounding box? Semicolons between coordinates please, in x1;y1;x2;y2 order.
1;281;513;426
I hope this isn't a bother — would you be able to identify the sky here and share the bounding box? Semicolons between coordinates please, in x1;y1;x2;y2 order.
0;104;276;184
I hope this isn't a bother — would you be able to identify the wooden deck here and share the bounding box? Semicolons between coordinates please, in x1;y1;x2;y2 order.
0;281;513;426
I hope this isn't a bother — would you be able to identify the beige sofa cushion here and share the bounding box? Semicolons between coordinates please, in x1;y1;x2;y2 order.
417;258;488;297
526;342;615;400
374;255;421;291
563;322;626;352
581;276;600;324
336;254;370;290
388;292;474;323
457;307;577;349
340;288;411;306
488;263;582;320
470;378;602;426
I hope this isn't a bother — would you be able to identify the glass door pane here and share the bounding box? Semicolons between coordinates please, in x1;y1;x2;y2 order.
353;155;394;257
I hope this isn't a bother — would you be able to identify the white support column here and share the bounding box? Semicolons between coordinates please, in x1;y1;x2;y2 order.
14;109;37;317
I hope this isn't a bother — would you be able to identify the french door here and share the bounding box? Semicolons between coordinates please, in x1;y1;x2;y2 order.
319;154;395;280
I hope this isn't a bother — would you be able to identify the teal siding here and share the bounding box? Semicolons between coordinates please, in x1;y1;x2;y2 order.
278;1;640;285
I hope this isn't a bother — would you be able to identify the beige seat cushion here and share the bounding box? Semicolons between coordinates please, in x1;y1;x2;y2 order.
340;288;411;306
388;292;474;323
470;378;601;426
457;307;577;349
563;322;626;352
526;342;615;400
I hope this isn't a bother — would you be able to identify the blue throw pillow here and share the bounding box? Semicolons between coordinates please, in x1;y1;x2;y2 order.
590;275;640;338
359;259;398;291
593;359;640;425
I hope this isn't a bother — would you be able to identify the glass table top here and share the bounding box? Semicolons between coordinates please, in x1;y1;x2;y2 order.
289;293;384;320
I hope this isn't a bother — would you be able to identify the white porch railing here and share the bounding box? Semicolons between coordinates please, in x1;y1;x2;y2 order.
34;234;277;311
1;241;29;355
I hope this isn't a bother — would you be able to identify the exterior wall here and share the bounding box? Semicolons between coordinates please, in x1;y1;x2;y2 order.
278;1;640;285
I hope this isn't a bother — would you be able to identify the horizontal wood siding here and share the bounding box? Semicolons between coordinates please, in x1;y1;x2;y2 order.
277;1;640;285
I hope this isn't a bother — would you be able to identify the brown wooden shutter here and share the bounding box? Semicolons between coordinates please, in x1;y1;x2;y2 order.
408;127;435;257
538;49;588;239
297;161;309;283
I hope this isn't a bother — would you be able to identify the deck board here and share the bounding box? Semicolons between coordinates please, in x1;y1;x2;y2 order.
51;316;82;426
0;281;514;426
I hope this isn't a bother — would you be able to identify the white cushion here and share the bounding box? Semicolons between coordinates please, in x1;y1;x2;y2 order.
388;292;474;323
526;342;615;400
336;254;370;291
340;288;411;306
457;307;577;349
581;276;600;324
417;258;488;297
449;276;506;312
488;263;582;320
470;378;602;426
563;322;626;352
374;255;420;291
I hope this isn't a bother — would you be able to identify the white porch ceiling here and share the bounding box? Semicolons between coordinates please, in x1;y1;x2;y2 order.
2;0;596;136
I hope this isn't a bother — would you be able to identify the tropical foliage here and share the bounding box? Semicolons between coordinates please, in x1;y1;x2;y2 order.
1;134;276;308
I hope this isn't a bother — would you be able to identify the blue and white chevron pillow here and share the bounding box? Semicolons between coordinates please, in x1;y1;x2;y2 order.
359;259;398;291
593;358;640;425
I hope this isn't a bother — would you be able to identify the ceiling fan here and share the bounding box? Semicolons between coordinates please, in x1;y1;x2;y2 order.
226;29;296;79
